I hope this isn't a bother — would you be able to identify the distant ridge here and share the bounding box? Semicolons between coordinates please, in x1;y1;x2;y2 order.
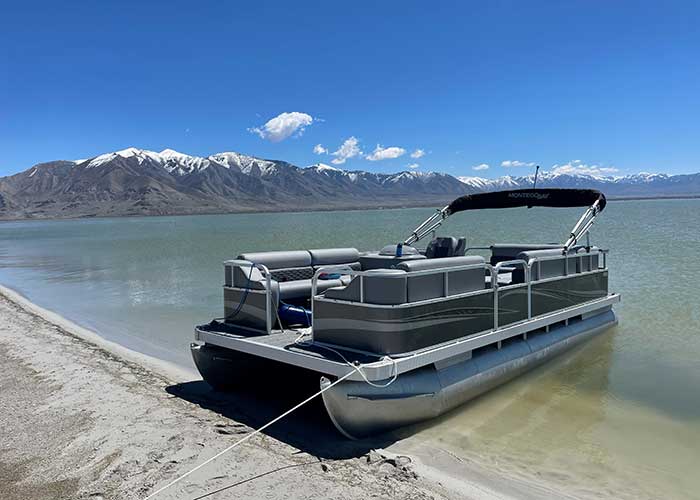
1;147;698;219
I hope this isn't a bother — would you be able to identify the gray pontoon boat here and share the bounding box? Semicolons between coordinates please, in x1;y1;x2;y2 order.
192;188;619;439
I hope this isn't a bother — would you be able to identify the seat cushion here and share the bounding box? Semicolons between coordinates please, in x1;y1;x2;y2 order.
309;248;360;266
237;250;312;270
425;237;458;258
490;244;562;266
278;278;343;300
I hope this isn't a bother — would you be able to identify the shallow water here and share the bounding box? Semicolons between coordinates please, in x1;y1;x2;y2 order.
1;200;699;499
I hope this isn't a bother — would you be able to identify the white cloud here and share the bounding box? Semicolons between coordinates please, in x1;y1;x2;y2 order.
331;137;362;165
501;160;536;168
407;163;420;169
550;160;619;177
472;163;489;171
366;145;406;161
313;144;328;155
410;149;425;159
249;112;314;142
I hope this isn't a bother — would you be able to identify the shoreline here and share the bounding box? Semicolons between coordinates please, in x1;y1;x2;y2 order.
0;194;698;223
0;283;535;499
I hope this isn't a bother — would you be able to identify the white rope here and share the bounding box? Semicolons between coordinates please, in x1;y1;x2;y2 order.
144;297;398;499
293;331;399;389
143;370;355;500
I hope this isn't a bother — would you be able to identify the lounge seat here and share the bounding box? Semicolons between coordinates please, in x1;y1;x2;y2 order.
230;248;359;302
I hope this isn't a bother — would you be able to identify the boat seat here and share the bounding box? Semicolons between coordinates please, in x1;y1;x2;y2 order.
425;236;466;258
490;244;563;266
309;248;361;271
278;276;351;300
232;249;360;302
324;269;407;305
238;250;315;282
516;248;578;281
397;256;486;302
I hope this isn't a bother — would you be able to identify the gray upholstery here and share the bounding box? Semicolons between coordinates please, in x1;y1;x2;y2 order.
230;263;266;289
309;248;360;266
231;249;361;301
313;262;361;272
279;278;344;300
425;237;459;259
237;250;312;269
324;269;407;304
517;249;577;280
490;244;562;266
454;237;467;256
398;256;486;302
360;252;425;270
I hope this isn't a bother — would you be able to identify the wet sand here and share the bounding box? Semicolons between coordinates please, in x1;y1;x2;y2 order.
0;286;546;500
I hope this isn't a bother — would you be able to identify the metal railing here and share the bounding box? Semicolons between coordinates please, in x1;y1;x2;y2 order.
229;248;607;336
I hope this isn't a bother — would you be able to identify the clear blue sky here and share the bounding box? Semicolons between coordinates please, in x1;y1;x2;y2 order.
1;1;699;178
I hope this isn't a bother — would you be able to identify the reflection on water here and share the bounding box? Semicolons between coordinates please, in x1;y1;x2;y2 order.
1;200;699;499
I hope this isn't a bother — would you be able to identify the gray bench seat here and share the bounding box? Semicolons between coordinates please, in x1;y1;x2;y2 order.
229;248;360;302
324;256;487;304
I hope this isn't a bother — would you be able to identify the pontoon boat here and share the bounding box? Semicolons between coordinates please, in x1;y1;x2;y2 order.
192;188;619;439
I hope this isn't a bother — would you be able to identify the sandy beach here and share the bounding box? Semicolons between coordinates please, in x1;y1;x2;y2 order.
0;285;563;500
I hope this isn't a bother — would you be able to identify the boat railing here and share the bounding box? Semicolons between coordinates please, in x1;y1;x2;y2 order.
493;259;530;326
232;248;607;335
525;248;609;278
310;261;495;316
310;248;607;336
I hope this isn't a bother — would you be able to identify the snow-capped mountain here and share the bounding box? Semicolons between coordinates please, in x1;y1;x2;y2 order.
0;147;468;218
458;170;700;197
1;147;698;219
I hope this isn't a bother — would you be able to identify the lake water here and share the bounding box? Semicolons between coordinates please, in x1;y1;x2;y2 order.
1;200;699;499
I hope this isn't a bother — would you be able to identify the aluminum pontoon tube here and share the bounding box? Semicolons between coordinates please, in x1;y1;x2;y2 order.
320;308;616;439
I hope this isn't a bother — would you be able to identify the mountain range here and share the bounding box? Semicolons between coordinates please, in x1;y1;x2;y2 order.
1;147;698;219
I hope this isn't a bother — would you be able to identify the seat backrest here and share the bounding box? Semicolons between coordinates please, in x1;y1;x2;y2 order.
308;248;360;271
397;256;486;302
454;237;467;256
237;250;314;282
425;237;459;259
324;269;407;304
490;244;562;266
518;249;577;280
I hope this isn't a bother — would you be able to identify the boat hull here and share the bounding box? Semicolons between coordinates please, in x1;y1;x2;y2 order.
321;309;617;439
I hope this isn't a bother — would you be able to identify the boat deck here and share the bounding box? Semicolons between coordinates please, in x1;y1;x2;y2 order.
195;293;620;381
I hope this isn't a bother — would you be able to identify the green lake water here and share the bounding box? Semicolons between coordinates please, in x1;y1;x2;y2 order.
1;199;698;499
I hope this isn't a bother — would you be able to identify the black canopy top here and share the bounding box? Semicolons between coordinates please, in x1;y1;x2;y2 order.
445;188;606;216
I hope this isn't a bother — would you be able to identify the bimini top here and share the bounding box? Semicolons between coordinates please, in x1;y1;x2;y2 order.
445;188;606;216
405;188;607;248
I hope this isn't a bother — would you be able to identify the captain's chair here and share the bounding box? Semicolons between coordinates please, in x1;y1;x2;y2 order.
425;236;467;258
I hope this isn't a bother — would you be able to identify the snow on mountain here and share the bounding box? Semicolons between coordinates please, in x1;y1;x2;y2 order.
307;163;344;174
209;152;277;175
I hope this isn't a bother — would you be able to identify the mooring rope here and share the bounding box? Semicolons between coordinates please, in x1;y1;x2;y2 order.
145;288;399;499
143;369;355;500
